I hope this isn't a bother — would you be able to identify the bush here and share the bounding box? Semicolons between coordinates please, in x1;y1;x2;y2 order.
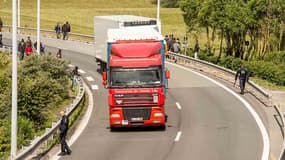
198;51;219;64
0;54;71;156
218;56;243;71
18;117;35;146
195;52;285;86
263;51;285;65
16;55;70;128
0;52;10;68
0;117;35;159
247;61;285;86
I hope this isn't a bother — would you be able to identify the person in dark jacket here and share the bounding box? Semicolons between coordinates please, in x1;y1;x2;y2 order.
55;23;61;39
34;41;45;54
62;21;71;40
58;110;72;156
194;41;200;59
71;66;80;90
56;49;62;58
0;17;3;47
18;39;26;60
235;64;249;95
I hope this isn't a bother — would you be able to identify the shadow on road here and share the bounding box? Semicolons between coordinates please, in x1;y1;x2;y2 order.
108;126;168;132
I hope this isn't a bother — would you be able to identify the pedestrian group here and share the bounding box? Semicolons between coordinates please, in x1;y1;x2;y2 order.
54;21;71;40
18;36;45;60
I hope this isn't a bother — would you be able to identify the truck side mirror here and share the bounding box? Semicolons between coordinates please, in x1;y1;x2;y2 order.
102;71;107;85
165;69;170;79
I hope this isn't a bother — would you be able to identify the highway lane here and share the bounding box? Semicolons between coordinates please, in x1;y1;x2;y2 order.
45;47;180;160
46;47;262;160
2;37;264;160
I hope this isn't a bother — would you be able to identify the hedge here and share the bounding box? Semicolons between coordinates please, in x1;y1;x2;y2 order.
198;52;285;86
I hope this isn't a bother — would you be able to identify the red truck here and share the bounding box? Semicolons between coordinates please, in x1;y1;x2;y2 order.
94;15;170;129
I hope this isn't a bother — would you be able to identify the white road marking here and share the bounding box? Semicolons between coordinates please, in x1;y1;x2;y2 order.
91;85;99;90
176;102;182;110
174;131;182;142
78;69;86;74
86;76;94;82
167;62;270;160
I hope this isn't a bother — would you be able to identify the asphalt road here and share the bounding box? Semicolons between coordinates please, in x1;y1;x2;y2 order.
2;37;263;160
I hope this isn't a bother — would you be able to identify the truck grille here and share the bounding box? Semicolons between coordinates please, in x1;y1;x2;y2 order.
114;94;158;105
122;107;151;121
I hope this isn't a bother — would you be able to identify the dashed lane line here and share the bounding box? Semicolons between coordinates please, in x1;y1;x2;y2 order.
86;76;94;82
174;131;182;142
78;69;86;74
167;62;270;160
176;102;182;110
91;85;99;90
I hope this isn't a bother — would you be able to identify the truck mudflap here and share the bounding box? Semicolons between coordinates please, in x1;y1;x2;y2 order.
109;107;165;128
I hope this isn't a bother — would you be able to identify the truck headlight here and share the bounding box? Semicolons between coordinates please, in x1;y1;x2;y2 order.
114;94;124;98
154;113;163;117
115;99;123;104
111;113;120;118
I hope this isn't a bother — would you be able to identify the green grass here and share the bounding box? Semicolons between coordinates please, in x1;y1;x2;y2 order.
251;77;285;91
0;0;186;38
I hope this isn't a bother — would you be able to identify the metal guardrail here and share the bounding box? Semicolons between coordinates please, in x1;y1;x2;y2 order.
15;77;85;160
2;25;95;43
0;45;12;53
168;52;271;98
277;103;285;160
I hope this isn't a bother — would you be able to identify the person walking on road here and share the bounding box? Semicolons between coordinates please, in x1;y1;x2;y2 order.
58;110;72;156
62;21;71;40
26;36;32;47
56;49;62;58
55;23;61;39
71;66;80;91
0;17;3;47
18;39;26;60
194;40;200;59
234;64;249;95
172;38;180;53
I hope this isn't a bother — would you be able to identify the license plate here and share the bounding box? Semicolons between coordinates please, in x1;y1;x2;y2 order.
153;95;158;103
131;117;143;121
122;120;128;125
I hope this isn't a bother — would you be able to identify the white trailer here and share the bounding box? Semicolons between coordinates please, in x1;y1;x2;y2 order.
94;15;159;71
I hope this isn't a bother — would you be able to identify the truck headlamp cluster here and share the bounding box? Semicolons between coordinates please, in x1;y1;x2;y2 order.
115;99;123;105
114;94;124;98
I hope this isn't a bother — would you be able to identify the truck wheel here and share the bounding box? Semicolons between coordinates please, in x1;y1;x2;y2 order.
159;125;166;131
110;126;117;132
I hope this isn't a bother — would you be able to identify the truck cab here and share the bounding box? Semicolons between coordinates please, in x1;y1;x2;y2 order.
102;28;169;129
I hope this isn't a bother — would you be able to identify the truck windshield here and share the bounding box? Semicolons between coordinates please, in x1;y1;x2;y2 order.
110;67;162;88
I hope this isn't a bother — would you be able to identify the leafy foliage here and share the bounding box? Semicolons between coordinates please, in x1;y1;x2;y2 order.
0;52;10;68
180;0;285;59
0;54;71;158
198;50;285;86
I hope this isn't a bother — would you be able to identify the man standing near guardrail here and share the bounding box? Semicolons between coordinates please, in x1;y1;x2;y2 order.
71;66;80;91
234;64;249;95
194;40;200;59
0;17;3;47
58;110;72;156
